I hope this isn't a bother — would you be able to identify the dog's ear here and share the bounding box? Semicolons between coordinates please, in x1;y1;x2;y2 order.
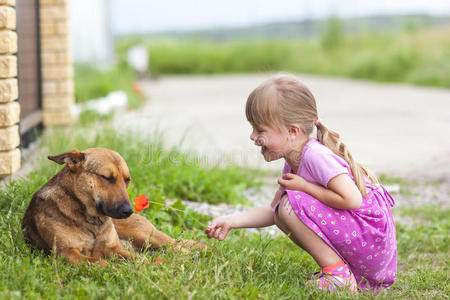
48;149;85;171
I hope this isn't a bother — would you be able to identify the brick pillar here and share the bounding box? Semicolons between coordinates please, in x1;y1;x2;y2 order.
0;0;20;177
40;0;74;125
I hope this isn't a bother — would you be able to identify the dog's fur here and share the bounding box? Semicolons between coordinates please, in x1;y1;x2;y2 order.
21;148;207;266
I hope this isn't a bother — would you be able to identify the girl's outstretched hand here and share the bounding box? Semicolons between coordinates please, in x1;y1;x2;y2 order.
205;216;233;241
278;173;307;191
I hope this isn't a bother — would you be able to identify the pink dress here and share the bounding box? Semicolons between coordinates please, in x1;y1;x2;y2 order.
275;138;397;291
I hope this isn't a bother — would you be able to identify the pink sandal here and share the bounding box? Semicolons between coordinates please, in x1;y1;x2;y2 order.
313;261;358;293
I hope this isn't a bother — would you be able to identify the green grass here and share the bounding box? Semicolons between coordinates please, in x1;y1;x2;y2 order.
378;174;416;197
379;174;408;186
392;206;449;299
0;178;448;299
116;26;450;88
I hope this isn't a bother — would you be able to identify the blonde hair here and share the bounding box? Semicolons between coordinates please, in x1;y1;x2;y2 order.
246;73;378;196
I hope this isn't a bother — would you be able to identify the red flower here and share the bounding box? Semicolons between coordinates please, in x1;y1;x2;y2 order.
134;194;149;213
154;257;163;266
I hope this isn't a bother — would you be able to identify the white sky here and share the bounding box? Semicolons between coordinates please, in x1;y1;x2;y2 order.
110;0;450;34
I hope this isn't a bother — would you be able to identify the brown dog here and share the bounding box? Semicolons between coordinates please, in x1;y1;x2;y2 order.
21;148;207;266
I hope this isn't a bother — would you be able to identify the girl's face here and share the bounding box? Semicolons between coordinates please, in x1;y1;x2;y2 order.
250;124;290;162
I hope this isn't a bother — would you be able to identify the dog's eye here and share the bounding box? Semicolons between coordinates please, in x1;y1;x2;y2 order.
125;178;131;185
100;174;115;183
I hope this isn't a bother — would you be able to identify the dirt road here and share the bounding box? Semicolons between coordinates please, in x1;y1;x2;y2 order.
117;73;450;181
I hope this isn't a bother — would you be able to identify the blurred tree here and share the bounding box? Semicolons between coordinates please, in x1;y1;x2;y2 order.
321;16;344;50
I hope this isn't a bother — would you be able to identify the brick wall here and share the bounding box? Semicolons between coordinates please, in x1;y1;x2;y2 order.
0;0;20;176
0;0;75;177
40;0;74;126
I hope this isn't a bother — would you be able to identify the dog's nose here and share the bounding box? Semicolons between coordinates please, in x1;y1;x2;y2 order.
118;203;133;218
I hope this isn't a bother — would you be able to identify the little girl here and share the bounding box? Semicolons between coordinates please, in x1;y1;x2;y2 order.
205;73;397;293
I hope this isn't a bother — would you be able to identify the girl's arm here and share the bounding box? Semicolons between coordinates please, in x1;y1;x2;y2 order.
205;190;281;240
278;173;362;210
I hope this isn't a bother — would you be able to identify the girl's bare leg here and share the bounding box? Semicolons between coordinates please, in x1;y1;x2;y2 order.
274;195;341;267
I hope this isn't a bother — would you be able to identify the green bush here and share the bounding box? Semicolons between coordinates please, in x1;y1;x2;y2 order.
144;40;293;75
116;26;450;88
320;16;345;50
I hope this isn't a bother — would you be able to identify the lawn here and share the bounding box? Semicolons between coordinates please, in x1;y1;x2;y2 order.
0;120;448;299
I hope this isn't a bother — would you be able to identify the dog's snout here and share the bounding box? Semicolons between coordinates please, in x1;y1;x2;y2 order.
117;203;133;218
98;201;133;219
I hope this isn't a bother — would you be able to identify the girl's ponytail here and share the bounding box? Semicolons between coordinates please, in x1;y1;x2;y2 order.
316;120;379;196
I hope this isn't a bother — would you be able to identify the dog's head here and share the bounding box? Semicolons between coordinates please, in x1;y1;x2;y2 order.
48;148;133;219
